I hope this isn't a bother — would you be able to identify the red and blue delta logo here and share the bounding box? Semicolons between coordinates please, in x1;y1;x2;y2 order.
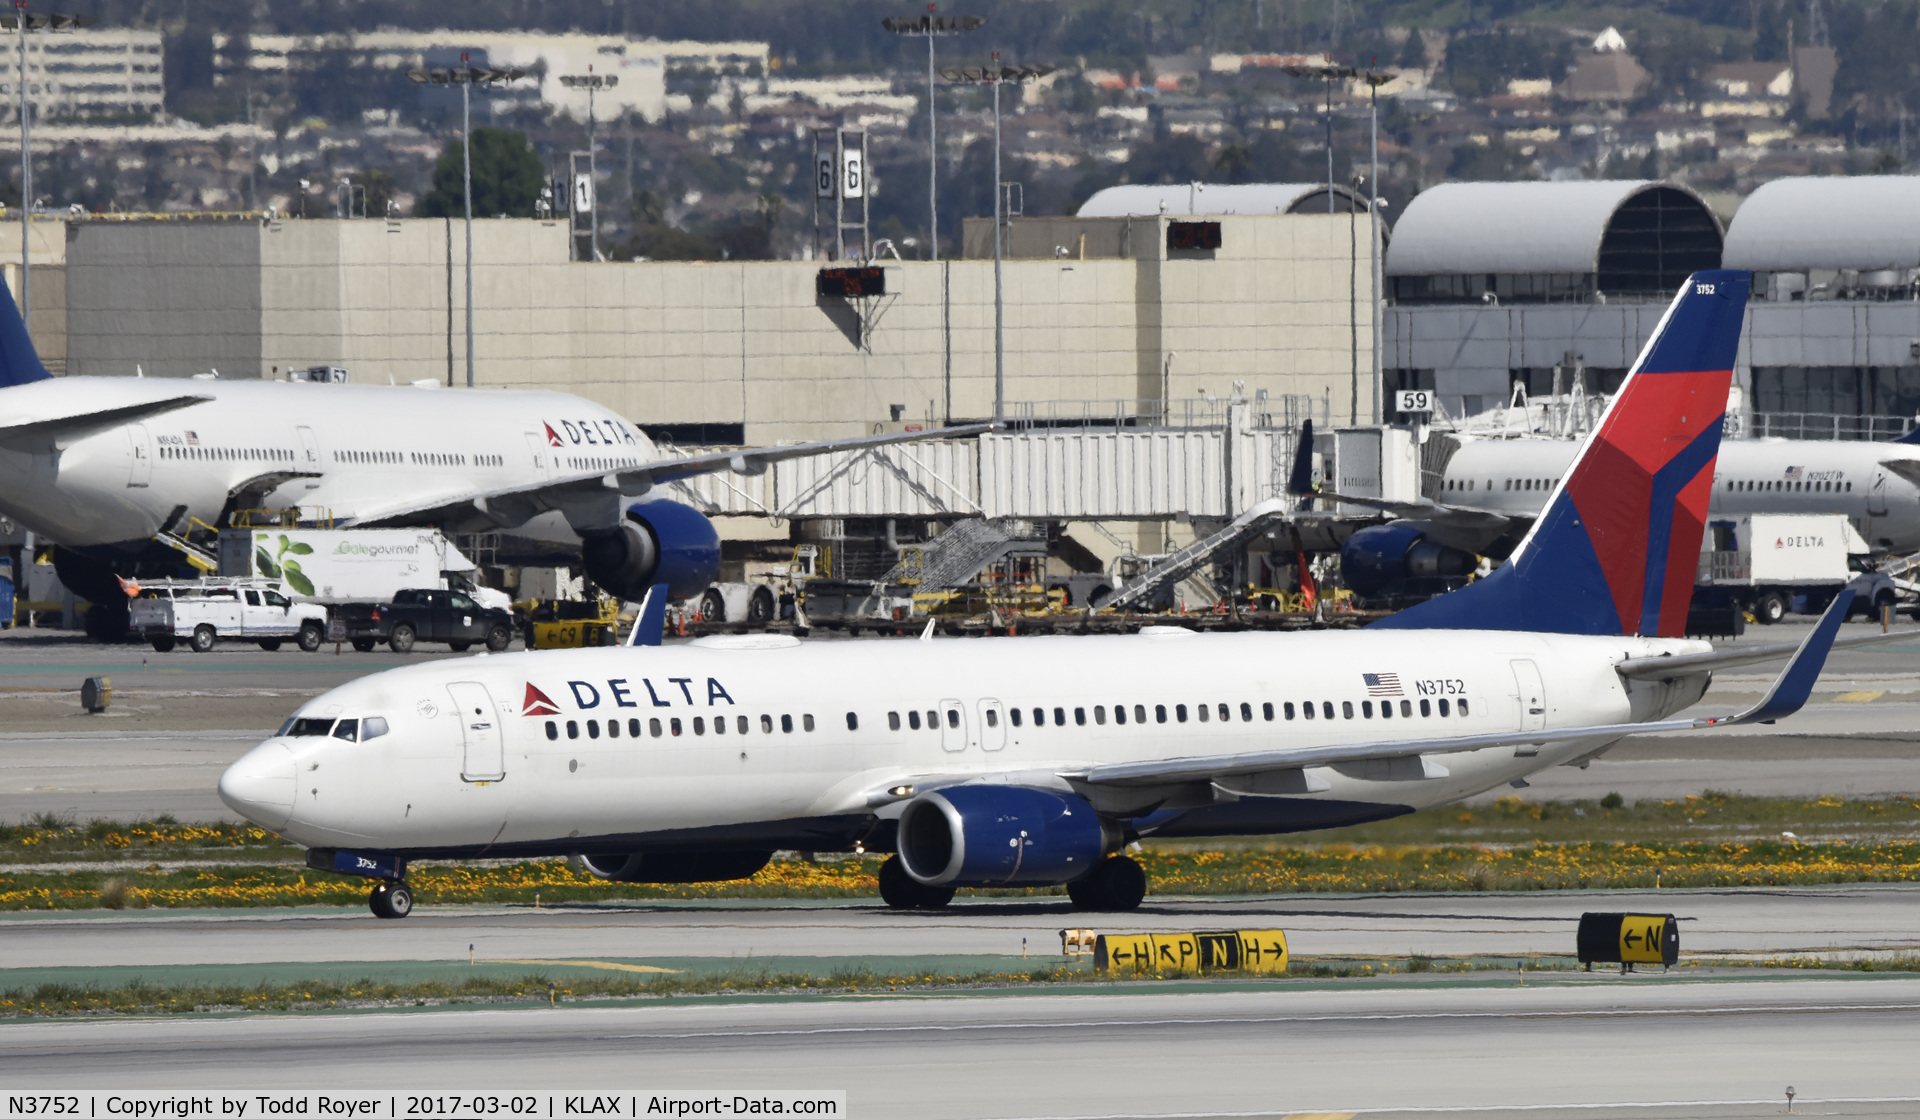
544;419;639;448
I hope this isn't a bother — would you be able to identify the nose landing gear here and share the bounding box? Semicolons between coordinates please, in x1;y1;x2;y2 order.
368;880;414;919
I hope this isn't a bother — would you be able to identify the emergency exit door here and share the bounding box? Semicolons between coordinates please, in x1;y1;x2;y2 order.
448;681;505;781
126;423;152;488
1510;659;1547;755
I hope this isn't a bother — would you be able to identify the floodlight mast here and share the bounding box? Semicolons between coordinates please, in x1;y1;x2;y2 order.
6;5;96;333
941;57;1052;424
559;69;618;261
408;58;526;387
882;7;984;261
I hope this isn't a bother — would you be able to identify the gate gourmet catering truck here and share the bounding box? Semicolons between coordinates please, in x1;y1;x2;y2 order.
217;528;509;610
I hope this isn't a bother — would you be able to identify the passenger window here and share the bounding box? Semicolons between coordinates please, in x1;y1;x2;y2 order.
332;718;358;741
1381;701;1393;719
607;719;620;739
985;709;999;728
1342;701;1354;719
629;718;641;737
782;714;794;733
1459;699;1470;716
737;715;749;734
692;717;705;735
1282;702;1294;720
1196;704;1209;723
649;718;662;737
1241;702;1252;722
1009;708;1022;727
804;714;816;732
889;711;901;731
1113;705;1126;725
1155;704;1167;723
926;710;938;729
1263;702;1274;721
1176;704;1188;723
670;718;683;736
711;716;724;735
1322;701;1334;720
1362;701;1373;718
1302;702;1314;720
948;710;961;729
265;592;288;608
1400;699;1412;717
586;719;600;739
1074;707;1086;726
1438;699;1450;717
245;591;261;606
1420;699;1431;717
909;710;922;730
762;714;774;733
1051;707;1064;726
1033;707;1044;726
1134;705;1147;723
362;716;389;740
566;720;579;740
1093;705;1105;725
1219;703;1230;722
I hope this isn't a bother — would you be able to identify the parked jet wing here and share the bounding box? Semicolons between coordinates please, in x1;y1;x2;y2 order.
1060;590;1854;791
0;393;212;451
346;422;996;530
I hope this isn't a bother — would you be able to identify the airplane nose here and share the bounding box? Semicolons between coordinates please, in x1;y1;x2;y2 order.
218;741;296;830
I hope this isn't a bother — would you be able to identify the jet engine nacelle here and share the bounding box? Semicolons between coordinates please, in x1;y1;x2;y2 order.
896;785;1117;888
1340;523;1478;598
574;850;772;883
578;497;721;601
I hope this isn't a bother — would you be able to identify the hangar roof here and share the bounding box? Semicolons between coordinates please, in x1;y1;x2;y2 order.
1722;176;1920;272
1076;182;1365;217
1385;179;1723;295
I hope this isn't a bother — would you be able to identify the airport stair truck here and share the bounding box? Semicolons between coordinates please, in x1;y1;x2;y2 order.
1693;514;1896;629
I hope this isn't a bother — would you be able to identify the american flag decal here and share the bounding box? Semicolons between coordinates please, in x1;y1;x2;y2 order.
1362;672;1403;697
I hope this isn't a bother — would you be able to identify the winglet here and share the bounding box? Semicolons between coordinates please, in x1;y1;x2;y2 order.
626;583;670;647
1895;427;1920;445
1702;588;1853;726
1287;419;1316;497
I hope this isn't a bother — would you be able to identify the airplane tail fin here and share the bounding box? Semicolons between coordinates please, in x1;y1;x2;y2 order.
1373;270;1751;637
0;276;52;387
1893;427;1920;445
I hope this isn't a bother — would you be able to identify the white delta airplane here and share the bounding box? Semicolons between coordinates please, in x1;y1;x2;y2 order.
0;279;982;638
219;270;1905;919
1325;420;1920;604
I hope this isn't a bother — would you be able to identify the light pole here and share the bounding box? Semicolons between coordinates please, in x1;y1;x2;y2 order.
3;5;95;329
559;68;617;262
1360;66;1391;426
882;7;984;261
408;58;525;388
1282;58;1356;212
942;57;1051;423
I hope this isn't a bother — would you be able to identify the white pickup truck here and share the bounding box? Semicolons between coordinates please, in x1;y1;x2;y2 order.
130;578;331;653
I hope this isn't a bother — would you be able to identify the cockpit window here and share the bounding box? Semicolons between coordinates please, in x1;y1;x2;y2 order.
286;717;336;737
362;716;390;741
332;719;359;741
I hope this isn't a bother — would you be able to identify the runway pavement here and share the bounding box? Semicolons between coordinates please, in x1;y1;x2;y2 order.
6;885;1917;973
2;974;1916;1118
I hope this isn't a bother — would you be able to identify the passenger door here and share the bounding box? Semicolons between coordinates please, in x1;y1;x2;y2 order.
1509;659;1546;752
978;699;1007;751
525;432;556;480
295;426;322;488
938;699;967;752
448;681;505;781
126;423;152;488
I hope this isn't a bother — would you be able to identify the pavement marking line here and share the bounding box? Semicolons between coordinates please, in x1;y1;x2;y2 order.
479;958;680;974
1836;690;1888;702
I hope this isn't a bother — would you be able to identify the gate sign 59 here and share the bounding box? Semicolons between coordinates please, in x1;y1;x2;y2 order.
1397;389;1435;414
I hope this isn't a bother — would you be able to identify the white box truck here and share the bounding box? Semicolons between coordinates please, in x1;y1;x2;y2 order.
217;529;509;611
1697;514;1895;624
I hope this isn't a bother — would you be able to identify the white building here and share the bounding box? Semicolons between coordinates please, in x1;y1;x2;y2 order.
214;31;767;123
0;27;164;122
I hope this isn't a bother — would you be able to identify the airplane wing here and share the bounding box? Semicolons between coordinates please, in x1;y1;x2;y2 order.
0;394;212;450
1060;588;1852;792
1878;459;1920;488
345;422;996;529
1615;624;1919;680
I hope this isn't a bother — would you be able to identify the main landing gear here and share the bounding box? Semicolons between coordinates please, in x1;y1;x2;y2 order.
1067;856;1148;912
368;879;414;919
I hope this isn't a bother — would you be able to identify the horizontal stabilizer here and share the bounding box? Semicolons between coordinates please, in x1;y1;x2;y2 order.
0;394;212;450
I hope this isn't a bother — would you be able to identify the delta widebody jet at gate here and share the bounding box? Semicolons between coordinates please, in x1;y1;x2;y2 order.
0;281;982;637
218;271;1895;918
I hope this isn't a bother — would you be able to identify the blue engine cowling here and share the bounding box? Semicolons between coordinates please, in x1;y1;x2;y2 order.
896;785;1114;887
579;497;721;601
1340;523;1477;598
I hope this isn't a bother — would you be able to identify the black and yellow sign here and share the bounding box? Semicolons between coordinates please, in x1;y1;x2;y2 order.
1095;929;1289;975
1576;912;1679;969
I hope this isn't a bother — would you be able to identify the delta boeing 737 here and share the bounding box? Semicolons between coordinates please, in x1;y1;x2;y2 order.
216;270;1901;918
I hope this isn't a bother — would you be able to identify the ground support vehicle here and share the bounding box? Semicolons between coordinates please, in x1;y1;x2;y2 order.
130;578;330;652
336;589;515;653
522;595;622;649
1694;514;1896;625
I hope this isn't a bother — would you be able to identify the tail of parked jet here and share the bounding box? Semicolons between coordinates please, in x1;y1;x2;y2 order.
1374;270;1751;638
0;276;52;387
